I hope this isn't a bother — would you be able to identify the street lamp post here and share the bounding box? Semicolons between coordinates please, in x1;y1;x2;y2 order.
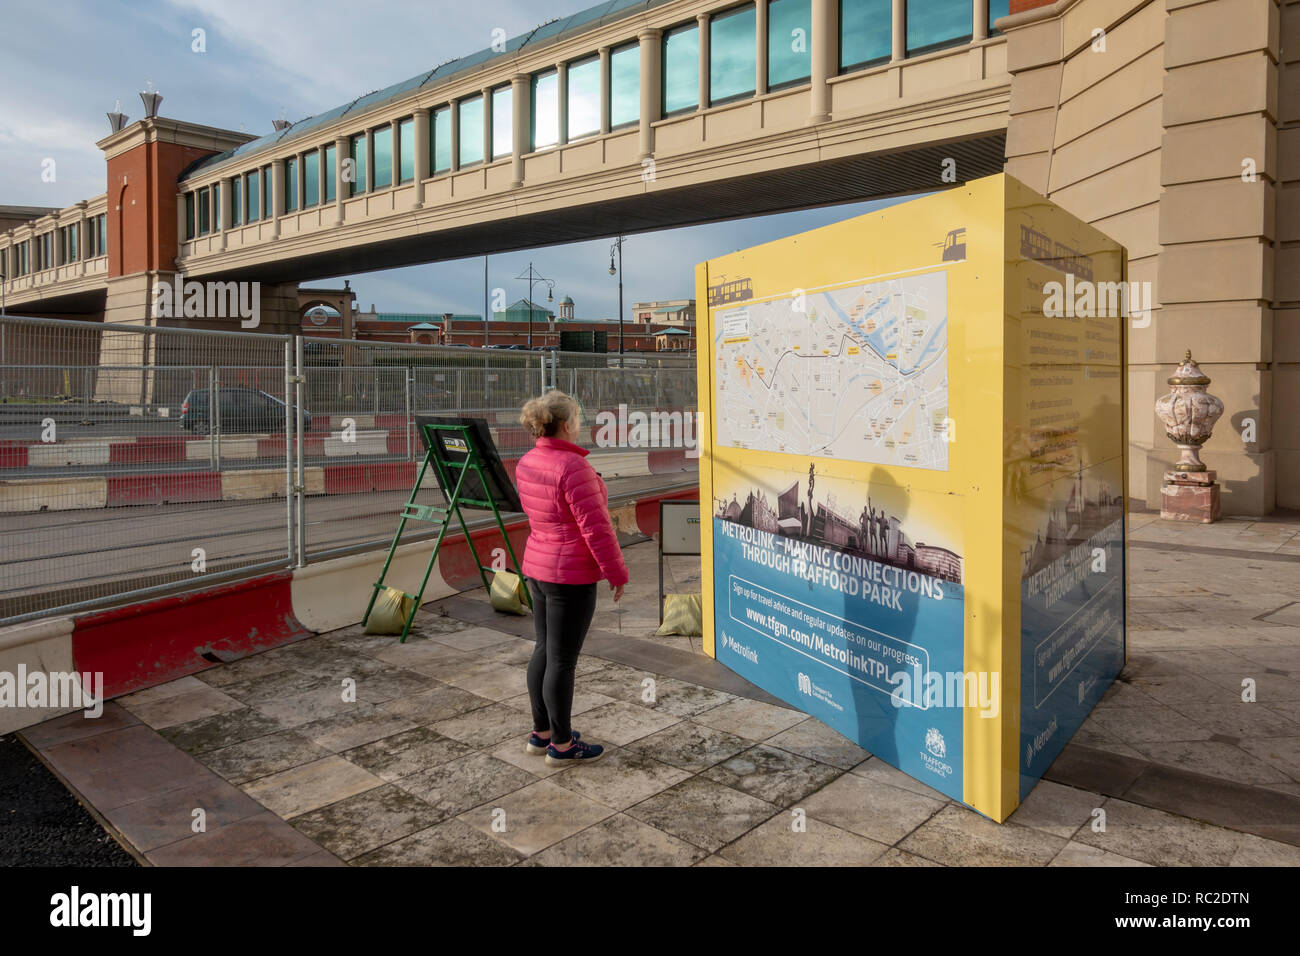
515;263;554;351
608;236;626;368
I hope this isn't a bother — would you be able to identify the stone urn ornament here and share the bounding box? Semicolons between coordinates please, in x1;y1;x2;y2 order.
1154;351;1224;472
1156;351;1224;523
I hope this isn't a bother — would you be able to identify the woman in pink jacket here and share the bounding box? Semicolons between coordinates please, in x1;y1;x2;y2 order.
516;391;628;765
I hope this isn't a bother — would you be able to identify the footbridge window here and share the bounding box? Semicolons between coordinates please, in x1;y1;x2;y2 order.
839;0;891;72
231;176;243;226
710;3;757;105
989;0;1010;34
768;0;812;89
491;86;512;159
458;94;485;167
373;125;393;189
245;168;261;221
285;157;299;212
906;0;973;56
568;55;601;141
531;69;559;150
324;144;337;202
303;149;320;206
197;187;211;235
432;106;452;174
662;22;700;114
349;133;368;195
609;41;639;128
398;117;415;182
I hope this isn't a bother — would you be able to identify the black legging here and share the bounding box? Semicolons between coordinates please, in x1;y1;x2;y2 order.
526;579;598;746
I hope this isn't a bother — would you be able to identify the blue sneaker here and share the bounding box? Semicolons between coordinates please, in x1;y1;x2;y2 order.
545;737;604;766
527;730;579;755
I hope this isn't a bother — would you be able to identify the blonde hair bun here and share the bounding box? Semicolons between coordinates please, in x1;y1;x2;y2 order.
520;390;580;438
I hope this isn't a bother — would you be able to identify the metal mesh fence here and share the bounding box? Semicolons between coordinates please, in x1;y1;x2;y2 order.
0;315;295;622
0;316;698;624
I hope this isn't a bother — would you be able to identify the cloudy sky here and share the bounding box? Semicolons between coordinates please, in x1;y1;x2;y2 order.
1;0;915;317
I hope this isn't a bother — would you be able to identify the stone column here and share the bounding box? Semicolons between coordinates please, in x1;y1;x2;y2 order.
557;63;569;146
482;88;493;163
333;135;347;225
511;74;528;187
599;46;612;134
216;179;230;252
364;129;375;192
638;28;662;158
697;14;710;110
756;0;768;96
974;0;989;42
413;108;430;206
270;158;284;239
892;0;905;61
809;0;833;123
450;98;460;172
76;202;87;275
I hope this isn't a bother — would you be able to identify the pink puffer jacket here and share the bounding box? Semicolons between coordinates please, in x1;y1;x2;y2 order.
516;437;629;587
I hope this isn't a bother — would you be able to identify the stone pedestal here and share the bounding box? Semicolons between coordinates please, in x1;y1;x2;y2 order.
1161;470;1221;523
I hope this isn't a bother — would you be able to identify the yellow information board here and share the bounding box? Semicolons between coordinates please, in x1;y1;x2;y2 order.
695;173;1127;821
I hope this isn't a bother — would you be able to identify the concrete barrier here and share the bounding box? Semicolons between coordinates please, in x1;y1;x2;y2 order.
221;466;324;500
290;538;459;633
71;571;310;698
0;476;108;513
589;451;652;479
186;437;261;461
0;616;79;734
28;441;112;467
324;431;389;457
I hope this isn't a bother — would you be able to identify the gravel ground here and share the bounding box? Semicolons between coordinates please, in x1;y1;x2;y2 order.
0;734;137;867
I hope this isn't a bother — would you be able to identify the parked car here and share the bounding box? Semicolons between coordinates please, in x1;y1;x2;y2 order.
179;387;312;434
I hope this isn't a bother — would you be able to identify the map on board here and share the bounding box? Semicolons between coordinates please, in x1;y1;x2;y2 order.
713;270;950;470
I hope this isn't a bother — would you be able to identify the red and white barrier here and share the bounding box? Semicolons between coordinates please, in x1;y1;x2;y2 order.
0;484;702;730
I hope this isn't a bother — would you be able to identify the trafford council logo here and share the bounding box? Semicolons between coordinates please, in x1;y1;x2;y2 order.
924;727;946;759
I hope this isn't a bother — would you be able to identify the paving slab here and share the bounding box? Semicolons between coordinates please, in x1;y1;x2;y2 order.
523;812;707;867
458;779;616;857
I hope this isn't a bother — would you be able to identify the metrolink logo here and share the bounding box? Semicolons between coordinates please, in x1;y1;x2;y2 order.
1043;274;1152;327
152;274;260;328
0;666;103;717
593;404;702;458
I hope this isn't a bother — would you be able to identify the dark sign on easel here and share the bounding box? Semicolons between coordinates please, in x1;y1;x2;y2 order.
362;416;530;642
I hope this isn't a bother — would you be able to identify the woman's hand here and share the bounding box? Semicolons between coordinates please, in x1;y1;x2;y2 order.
611;583;625;602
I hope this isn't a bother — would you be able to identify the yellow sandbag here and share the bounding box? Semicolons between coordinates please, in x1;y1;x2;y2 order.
656;593;703;637
365;586;416;634
490;571;529;615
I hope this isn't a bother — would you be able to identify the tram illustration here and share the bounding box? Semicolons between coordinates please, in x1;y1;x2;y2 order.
708;276;754;307
936;227;966;262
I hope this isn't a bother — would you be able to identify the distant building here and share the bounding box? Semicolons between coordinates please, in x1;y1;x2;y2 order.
298;287;695;351
654;327;694;350
633;299;695;325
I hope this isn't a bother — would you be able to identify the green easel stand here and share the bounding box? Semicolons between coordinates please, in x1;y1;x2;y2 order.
362;420;531;642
